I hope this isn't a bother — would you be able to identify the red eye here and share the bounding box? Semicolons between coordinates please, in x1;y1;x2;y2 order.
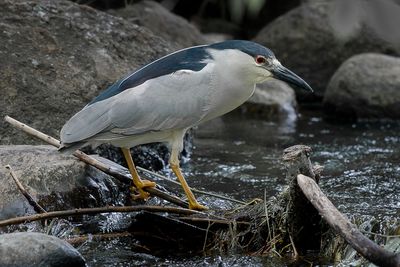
256;56;266;64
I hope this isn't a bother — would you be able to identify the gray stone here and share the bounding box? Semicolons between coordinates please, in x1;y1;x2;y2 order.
202;33;232;44
253;1;400;101
323;53;400;119
0;145;124;220
108;0;205;48
0;0;194;168
0;0;178;145
0;232;85;267
242;79;297;120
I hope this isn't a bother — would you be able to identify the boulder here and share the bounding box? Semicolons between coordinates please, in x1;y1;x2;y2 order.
0;0;178;145
0;145;125;220
108;0;205;47
0;0;193;167
253;1;400;102
242;79;297;120
0;232;85;267
323;53;400;119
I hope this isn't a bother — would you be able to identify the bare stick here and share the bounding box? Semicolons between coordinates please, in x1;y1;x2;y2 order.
4;116;60;147
5;165;47;214
297;174;400;267
0;205;202;227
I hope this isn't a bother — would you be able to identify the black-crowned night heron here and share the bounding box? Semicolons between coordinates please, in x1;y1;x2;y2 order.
60;40;312;210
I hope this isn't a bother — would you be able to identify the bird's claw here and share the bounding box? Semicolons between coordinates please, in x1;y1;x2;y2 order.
129;179;156;201
130;190;150;200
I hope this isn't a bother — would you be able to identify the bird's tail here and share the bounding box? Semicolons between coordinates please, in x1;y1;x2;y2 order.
58;141;85;154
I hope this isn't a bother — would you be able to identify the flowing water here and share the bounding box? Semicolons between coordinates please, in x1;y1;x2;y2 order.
80;110;400;266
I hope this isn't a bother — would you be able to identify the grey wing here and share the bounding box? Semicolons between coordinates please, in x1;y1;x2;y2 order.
60;66;213;143
60;102;113;144
109;67;213;135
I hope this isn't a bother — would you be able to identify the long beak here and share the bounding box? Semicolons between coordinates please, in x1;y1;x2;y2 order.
271;64;313;92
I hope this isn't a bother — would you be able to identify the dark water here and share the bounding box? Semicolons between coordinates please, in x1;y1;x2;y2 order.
80;110;400;266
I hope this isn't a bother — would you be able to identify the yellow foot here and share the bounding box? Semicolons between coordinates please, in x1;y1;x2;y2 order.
130;180;156;200
189;201;208;211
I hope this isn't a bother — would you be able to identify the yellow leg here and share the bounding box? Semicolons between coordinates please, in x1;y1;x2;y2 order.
170;163;207;211
121;147;156;200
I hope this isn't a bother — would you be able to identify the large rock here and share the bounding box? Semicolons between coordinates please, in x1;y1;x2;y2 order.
242;79;297;120
0;0;177;145
323;53;400;119
253;1;400;101
0;145;125;220
108;0;205;47
0;232;85;267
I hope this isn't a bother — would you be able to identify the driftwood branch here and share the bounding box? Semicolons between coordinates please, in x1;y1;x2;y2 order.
5;165;47;214
4;116;60;147
297;174;400;267
0;205;202;228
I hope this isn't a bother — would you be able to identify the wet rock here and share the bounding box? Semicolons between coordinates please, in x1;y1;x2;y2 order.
253;1;400;102
0;145;125;220
242;79;297;120
0;0;178;145
202;33;232;44
108;0;205;48
0;232;85;267
323;53;400;119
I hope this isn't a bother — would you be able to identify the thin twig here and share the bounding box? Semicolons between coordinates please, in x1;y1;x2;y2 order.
264;189;272;245
288;233;299;259
360;230;400;238
5;165;47;214
202;219;212;252
0;205;202;227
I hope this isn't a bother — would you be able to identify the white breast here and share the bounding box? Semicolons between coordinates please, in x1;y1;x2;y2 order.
199;49;257;123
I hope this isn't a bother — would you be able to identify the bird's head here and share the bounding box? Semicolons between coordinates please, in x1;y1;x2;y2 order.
208;40;313;92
